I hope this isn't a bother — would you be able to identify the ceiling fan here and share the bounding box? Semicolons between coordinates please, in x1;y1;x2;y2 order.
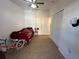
24;0;44;8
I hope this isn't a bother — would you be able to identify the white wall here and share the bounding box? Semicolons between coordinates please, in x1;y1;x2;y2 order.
62;1;79;59
0;0;50;37
24;10;50;35
0;0;25;39
50;0;79;59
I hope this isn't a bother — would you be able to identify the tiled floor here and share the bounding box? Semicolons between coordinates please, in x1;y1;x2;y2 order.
6;35;64;59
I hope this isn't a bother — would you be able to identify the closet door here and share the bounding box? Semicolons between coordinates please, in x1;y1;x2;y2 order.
52;10;63;46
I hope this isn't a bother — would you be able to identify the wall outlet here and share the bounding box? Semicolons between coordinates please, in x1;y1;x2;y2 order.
68;48;72;54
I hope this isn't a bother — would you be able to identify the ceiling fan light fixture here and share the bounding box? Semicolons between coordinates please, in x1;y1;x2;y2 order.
26;0;32;2
33;0;36;2
31;4;37;8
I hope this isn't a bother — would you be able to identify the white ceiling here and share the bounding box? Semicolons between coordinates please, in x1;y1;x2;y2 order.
10;0;57;10
10;0;74;11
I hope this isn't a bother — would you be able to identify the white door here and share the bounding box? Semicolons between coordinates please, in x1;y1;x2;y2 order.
52;10;64;46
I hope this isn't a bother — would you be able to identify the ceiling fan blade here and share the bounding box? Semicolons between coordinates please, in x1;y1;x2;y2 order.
37;2;44;4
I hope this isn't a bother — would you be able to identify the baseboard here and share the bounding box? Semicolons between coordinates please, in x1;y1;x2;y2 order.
50;37;65;59
38;33;50;35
